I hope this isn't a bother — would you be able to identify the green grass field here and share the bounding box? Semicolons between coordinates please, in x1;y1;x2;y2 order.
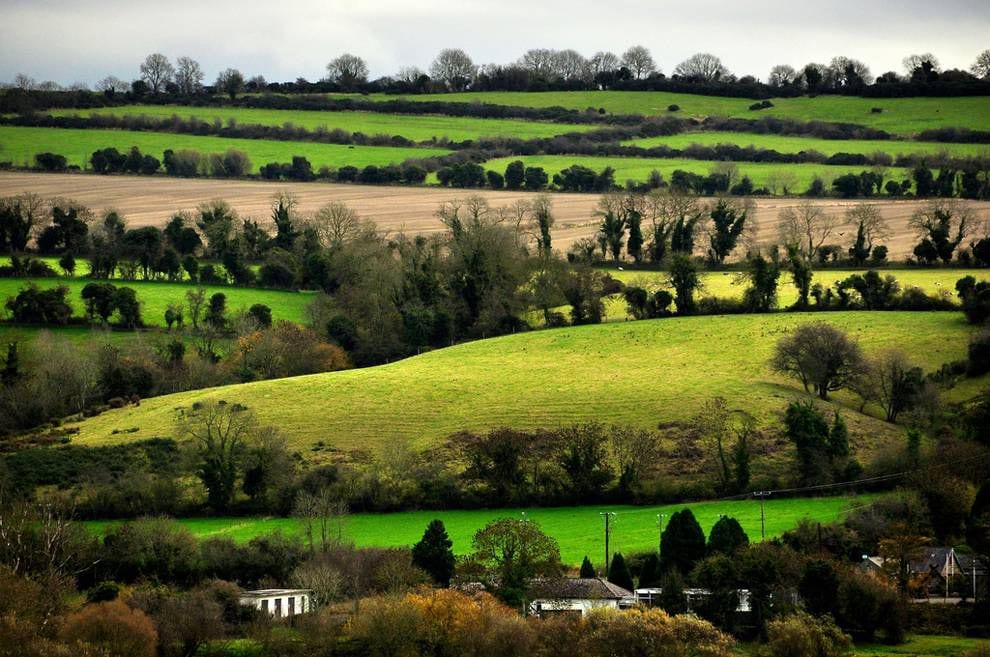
64;311;982;460
49;105;595;142
341;91;990;136
0;125;449;171
0;277;314;326
82;494;880;565
602;268;978;310
853;635;990;657
624;131;990;158
483;154;910;190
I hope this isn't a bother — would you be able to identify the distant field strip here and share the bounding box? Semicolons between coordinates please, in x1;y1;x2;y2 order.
0;126;450;170
83;494;882;564
49;105;597;142
482;154;912;189
65;312;980;457
0;277;314;326
624;131;990;158
332;91;990;135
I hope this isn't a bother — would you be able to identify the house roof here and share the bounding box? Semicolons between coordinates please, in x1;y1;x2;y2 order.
866;549;988;576
529;578;633;600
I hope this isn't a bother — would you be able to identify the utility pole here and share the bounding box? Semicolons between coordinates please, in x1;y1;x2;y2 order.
753;491;771;540
656;513;667;554
600;512;615;574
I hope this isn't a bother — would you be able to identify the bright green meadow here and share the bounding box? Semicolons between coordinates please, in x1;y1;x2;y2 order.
64;311;982;458
49;104;595;142
83;494;880;565
342;91;990;135
0;125;449;171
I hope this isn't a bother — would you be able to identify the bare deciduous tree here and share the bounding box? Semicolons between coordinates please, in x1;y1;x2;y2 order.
621;45;656;79
973;49;990;79
139;53;174;93
768;64;798;87
777;201;840;260
174;56;204;94
552;49;589;81
845;203;891;255
294;488;348;554
430;48;476;87
395;66;425;84
589;51;620;76
177;400;256;510
326;53;369;86
674;53;729;81
310;201;362;247
518;48;557;77
903;53;940;76
96;76;130;94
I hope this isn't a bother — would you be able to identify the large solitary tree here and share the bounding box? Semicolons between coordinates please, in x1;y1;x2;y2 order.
471;518;562;604
674;53;729;81
326;53;369;87
620;45;656;79
771;323;865;400
178;400;256;510
430;49;476;89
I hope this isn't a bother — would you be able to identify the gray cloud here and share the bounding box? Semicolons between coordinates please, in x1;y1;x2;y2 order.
0;0;987;85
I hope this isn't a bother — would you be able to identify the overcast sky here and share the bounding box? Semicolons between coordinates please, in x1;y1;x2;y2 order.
1;0;988;86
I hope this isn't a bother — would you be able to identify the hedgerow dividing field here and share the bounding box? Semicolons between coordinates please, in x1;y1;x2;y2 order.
0;125;449;171
49;105;596;142
0;277;314;326
624;131;990;158
482;154;911;190
83;494;882;565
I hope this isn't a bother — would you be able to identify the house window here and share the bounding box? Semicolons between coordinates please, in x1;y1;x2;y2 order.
288;597;295;616
274;598;282;616
261;599;269;613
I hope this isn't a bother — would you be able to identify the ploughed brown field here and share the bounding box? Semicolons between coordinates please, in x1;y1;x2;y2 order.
3;171;989;259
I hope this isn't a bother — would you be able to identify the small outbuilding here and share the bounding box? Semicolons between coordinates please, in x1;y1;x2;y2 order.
239;588;312;618
528;578;635;617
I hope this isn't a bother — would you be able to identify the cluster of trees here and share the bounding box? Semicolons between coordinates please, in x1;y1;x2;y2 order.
17;46;986;98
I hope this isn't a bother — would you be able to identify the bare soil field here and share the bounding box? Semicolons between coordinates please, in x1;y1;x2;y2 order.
2;171;989;259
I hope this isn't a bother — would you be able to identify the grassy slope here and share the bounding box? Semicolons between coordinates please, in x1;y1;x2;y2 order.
482;154;910;189
852;635;990;657
0;277;314;326
83;494;880;565
343;91;990;135
50;105;596;142
625;131;990;158
0;126;449;171
66;312;982;458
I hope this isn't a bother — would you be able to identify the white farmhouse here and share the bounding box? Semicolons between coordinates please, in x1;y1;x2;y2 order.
528;578;635;617
238;588;312;618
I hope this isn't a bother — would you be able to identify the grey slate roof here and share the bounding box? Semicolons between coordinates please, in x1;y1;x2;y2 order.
529;577;634;600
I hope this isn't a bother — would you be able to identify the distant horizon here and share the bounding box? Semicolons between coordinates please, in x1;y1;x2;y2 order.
1;0;988;87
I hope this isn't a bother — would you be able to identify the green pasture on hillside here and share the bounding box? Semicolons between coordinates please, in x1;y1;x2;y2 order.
64;311;982;459
341;91;990;135
83;494;881;565
0;277;314;326
49;104;595;142
624;130;990;158
482;154;911;189
0;125;449;171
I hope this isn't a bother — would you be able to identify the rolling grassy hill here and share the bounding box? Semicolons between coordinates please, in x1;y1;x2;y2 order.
0;125;449;171
624;131;989;158
0;277;314;326
83;494;881;565
335;90;990;135
49;105;596;142
65;312;982;464
482;154;910;190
